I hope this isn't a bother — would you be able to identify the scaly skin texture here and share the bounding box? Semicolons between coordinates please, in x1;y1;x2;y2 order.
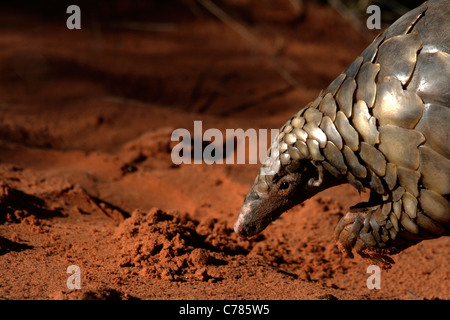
234;0;450;266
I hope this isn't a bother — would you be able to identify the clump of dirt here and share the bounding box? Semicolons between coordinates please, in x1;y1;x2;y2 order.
0;184;60;224
116;208;250;281
119;126;176;171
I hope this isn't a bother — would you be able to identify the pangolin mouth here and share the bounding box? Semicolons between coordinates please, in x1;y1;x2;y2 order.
234;202;255;236
234;215;270;237
234;199;284;237
234;201;266;237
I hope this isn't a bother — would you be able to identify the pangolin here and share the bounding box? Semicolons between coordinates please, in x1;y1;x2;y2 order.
234;0;449;262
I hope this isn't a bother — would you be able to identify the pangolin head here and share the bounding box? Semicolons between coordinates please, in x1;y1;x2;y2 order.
234;125;342;237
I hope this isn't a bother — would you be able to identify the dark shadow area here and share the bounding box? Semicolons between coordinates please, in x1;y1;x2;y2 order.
81;287;140;300
0;0;427;27
0;235;33;255
90;196;131;220
0;186;64;223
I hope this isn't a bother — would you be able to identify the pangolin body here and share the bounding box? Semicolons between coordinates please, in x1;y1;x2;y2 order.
234;0;450;259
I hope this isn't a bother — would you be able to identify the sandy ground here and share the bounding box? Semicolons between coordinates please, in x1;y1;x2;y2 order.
0;1;448;300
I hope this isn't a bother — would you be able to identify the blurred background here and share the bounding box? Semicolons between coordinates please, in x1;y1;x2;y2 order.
0;0;426;151
0;0;430;199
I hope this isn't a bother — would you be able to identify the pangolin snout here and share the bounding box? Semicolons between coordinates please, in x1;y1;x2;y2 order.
234;193;262;236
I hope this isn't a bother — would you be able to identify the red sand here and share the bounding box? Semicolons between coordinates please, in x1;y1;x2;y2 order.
0;2;448;300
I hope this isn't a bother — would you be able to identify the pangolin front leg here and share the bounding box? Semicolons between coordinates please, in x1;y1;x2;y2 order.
335;204;378;255
334;203;399;267
334;192;409;265
335;190;393;253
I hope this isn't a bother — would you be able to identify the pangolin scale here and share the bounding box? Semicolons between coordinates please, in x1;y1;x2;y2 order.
234;0;450;263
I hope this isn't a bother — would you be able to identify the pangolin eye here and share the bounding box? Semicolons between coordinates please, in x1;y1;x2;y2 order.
280;182;290;190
